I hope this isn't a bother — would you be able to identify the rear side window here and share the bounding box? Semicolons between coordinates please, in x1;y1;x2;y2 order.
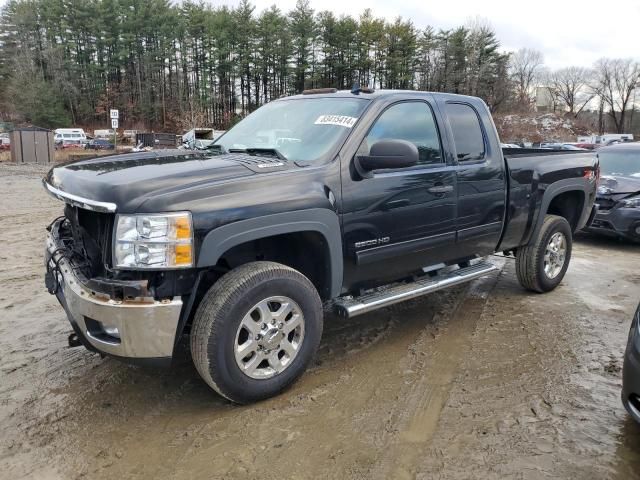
445;103;485;163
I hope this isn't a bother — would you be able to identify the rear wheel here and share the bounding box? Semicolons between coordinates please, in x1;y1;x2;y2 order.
516;214;572;293
190;261;323;404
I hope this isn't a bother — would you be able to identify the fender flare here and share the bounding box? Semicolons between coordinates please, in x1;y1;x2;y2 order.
197;208;343;298
529;178;591;244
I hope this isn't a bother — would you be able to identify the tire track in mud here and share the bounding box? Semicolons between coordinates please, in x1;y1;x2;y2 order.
161;303;447;480
373;263;504;480
412;245;640;480
154;269;503;480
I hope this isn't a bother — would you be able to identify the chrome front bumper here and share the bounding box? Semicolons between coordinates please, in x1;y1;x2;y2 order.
46;225;183;361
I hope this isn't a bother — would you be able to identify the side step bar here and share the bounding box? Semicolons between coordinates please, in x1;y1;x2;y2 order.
334;261;497;318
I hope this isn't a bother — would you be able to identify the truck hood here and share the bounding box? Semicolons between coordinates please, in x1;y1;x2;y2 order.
44;150;277;212
597;175;640;200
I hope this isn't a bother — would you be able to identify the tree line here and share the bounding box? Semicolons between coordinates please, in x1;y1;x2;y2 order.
0;0;637;133
0;0;512;130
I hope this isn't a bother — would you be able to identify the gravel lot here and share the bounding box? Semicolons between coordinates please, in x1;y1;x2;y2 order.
1;162;640;479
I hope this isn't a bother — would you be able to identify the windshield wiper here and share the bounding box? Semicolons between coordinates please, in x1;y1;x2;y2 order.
228;147;287;161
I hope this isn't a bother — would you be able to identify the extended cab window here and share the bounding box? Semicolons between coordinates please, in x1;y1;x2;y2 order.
446;103;485;162
359;101;442;167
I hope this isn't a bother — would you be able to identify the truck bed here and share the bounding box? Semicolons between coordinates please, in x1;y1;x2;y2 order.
499;148;598;252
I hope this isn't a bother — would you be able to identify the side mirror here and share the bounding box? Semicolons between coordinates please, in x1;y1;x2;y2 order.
356;139;419;171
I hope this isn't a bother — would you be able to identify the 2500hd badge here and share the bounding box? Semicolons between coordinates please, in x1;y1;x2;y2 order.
355;237;390;248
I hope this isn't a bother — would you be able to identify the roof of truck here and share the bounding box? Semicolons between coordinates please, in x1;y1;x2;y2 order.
288;89;484;104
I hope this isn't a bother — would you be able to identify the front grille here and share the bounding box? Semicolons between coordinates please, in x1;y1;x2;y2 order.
64;204;114;276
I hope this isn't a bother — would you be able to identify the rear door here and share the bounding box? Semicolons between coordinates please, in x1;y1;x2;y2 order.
440;100;506;256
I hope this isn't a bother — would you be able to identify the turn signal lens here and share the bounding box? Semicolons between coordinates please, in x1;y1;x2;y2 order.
173;244;193;266
175;215;192;240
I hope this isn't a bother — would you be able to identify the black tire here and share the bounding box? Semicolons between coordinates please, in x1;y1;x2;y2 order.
516;214;573;293
190;261;323;404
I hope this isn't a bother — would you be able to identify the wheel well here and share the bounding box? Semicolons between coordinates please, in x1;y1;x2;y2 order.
211;231;332;300
546;190;585;232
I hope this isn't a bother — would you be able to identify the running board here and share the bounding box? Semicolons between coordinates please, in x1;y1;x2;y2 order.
334;261;497;318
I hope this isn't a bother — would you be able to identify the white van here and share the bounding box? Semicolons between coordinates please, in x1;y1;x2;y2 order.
577;134;634;145
54;128;87;144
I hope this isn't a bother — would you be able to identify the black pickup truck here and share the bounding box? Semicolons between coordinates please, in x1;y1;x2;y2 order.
44;89;598;403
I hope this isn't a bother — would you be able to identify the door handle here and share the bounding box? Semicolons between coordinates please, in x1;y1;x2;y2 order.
382;199;411;210
427;185;453;194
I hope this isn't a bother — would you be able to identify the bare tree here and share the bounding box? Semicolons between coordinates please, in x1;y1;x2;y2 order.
509;48;544;110
547;67;595;117
593;58;640;133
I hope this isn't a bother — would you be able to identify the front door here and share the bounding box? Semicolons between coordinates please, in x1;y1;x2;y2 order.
341;98;458;289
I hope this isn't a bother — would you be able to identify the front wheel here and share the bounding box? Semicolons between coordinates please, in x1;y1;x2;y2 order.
516;214;572;293
190;261;323;404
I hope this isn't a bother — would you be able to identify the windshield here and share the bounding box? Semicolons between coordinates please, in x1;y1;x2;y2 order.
599;150;640;177
214;98;369;163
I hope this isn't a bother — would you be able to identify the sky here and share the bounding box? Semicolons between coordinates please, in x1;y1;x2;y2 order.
217;0;640;70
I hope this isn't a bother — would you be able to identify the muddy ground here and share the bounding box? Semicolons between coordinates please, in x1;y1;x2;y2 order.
1;162;640;479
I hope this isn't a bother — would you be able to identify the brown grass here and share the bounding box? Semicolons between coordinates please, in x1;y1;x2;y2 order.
0;147;131;164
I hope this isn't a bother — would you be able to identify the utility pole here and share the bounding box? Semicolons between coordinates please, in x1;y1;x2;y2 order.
630;86;638;134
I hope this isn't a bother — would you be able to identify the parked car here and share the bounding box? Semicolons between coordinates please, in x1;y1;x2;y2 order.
500;143;522;149
561;144;588;151
540;142;587;151
586;143;640;242
43;89;598;403
575;143;598;150
56;139;86;150
623;302;640;423
85;139;115;150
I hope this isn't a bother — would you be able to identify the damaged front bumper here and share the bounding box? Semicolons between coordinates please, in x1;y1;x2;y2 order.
586;204;640;242
45;218;182;366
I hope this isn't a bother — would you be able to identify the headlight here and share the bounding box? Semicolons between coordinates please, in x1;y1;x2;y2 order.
621;196;640;208
114;212;193;269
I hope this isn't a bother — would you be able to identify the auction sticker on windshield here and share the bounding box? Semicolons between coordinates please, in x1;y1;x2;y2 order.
314;115;358;128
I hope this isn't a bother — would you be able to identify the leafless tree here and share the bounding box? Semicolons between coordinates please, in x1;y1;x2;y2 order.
546;67;595;117
509;48;544;110
593;58;640;133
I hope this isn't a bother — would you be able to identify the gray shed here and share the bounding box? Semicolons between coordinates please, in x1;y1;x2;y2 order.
10;127;55;164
